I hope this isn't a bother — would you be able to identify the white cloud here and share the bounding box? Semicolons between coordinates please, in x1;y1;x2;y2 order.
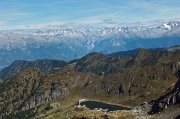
76;17;102;24
75;13;119;25
0;21;70;30
1;0;180;30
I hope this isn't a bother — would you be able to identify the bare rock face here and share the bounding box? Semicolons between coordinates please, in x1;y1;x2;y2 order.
171;62;180;73
149;70;180;114
21;88;69;110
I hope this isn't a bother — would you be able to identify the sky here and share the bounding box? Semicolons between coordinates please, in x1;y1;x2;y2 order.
0;0;180;30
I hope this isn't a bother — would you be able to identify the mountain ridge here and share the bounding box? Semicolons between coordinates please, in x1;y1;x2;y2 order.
0;59;66;80
0;20;180;70
0;46;180;118
1;45;180;80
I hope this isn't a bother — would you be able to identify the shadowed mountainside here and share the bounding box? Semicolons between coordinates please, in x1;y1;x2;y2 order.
0;59;66;80
149;69;180;114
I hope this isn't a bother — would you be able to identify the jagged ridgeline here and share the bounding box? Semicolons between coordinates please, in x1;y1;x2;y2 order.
0;47;180;118
0;20;180;71
0;59;66;80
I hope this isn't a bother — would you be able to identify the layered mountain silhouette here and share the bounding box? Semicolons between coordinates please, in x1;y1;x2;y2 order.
0;46;180;118
0;20;180;71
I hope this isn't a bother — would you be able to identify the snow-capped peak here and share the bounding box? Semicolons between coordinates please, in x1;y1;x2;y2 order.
163;23;171;30
167;21;180;27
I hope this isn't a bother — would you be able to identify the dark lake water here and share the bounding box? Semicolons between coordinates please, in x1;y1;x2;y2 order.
80;101;131;111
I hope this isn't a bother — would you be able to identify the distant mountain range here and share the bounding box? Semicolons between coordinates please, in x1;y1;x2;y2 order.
0;20;180;70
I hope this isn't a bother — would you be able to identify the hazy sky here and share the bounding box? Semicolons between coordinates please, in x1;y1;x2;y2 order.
0;0;180;29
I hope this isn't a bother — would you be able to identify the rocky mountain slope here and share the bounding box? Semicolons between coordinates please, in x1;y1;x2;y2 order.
149;69;180;114
0;20;180;70
0;47;180;118
0;59;66;80
75;48;180;76
1;45;180;80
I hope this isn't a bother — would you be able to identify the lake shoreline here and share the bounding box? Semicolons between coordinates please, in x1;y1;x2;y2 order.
80;99;133;110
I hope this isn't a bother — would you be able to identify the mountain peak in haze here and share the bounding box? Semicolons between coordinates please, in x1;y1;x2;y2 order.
0;19;180;70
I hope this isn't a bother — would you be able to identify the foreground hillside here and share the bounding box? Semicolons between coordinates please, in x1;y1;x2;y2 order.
0;48;180;118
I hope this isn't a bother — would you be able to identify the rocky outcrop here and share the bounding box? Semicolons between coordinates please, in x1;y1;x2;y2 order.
149;69;180;114
171;62;180;73
21;88;69;110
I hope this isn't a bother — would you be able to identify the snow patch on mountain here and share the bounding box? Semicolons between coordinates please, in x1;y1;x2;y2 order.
0;20;180;70
163;24;171;30
0;20;180;50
